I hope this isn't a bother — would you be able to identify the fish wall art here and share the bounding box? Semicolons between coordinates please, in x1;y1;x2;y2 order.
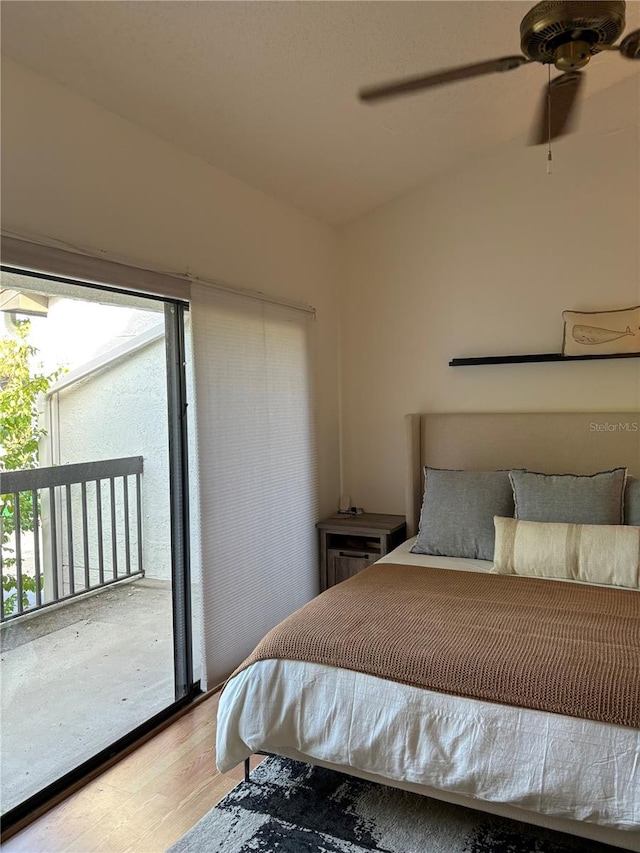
562;306;640;356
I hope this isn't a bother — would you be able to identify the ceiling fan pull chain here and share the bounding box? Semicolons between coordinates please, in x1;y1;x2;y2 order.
546;64;553;175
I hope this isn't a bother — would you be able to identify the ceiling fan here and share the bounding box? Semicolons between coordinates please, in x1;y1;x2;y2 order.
359;1;640;144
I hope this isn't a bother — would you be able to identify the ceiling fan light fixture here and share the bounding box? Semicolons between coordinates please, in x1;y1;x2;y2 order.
554;39;592;70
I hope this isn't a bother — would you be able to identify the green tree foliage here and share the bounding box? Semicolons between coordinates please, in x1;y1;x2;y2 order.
1;319;64;615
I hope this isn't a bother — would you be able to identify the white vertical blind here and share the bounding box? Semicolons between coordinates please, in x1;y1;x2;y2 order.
189;283;318;686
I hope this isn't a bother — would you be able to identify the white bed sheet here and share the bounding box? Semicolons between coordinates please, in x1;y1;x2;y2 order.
216;540;640;839
377;538;493;571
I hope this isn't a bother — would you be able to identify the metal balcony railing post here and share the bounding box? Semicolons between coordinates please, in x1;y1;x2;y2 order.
136;472;143;575
14;492;23;615
65;483;75;596
96;479;104;586
33;490;42;607
123;476;131;576
110;477;117;581
49;486;59;601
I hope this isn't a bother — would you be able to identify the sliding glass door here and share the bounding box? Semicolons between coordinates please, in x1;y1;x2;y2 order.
0;269;196;816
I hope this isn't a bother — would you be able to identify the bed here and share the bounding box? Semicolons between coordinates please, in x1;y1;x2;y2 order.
217;411;640;851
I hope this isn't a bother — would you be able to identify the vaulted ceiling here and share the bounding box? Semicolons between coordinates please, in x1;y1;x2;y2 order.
2;1;639;224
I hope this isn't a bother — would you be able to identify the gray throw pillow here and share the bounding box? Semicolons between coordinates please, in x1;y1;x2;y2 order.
509;468;627;526
625;477;640;526
411;467;514;561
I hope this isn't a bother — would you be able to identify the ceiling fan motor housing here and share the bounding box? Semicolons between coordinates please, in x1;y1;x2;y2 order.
520;0;626;69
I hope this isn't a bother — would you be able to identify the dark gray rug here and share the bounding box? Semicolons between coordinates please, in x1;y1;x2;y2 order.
168;755;618;853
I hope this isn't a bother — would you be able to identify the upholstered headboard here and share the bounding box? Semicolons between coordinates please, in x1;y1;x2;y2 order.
405;412;640;537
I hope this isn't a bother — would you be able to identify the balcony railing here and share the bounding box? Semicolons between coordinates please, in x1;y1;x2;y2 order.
1;456;144;622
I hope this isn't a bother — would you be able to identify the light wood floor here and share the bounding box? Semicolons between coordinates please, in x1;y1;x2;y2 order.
3;691;258;853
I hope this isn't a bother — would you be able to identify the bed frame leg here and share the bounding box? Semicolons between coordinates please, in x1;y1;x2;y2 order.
244;757;250;783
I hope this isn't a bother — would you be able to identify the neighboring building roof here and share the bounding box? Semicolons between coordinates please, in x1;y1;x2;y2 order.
47;324;164;395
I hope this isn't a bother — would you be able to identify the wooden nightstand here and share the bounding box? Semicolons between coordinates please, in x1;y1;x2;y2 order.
316;513;406;591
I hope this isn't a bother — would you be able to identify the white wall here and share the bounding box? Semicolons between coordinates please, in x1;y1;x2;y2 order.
1;57;342;519
340;75;640;514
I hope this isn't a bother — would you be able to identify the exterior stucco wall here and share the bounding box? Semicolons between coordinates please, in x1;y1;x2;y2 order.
48;336;171;582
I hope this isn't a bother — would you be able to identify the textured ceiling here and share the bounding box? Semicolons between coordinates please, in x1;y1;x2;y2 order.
2;1;639;225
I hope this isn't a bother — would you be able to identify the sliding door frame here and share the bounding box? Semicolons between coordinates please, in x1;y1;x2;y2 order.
0;265;199;838
165;302;194;697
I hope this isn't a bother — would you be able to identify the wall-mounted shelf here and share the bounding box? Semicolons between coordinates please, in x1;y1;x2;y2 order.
449;352;640;367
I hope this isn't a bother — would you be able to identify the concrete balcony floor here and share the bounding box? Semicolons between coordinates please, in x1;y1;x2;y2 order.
1;578;174;813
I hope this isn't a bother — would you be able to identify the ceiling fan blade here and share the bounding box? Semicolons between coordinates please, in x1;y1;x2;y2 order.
359;55;529;103
593;29;640;58
529;71;584;146
619;29;640;59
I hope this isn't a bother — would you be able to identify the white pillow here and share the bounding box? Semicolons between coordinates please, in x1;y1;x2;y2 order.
493;516;640;589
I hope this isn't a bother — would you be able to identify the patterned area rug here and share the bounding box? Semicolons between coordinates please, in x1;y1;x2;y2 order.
169;756;618;853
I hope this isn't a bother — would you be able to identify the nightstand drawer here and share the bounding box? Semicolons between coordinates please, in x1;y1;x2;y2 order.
327;550;377;586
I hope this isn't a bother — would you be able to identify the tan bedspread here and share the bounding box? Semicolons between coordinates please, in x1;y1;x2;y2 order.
233;563;640;727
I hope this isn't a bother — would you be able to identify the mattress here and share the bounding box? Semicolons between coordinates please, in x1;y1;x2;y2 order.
217;539;640;843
